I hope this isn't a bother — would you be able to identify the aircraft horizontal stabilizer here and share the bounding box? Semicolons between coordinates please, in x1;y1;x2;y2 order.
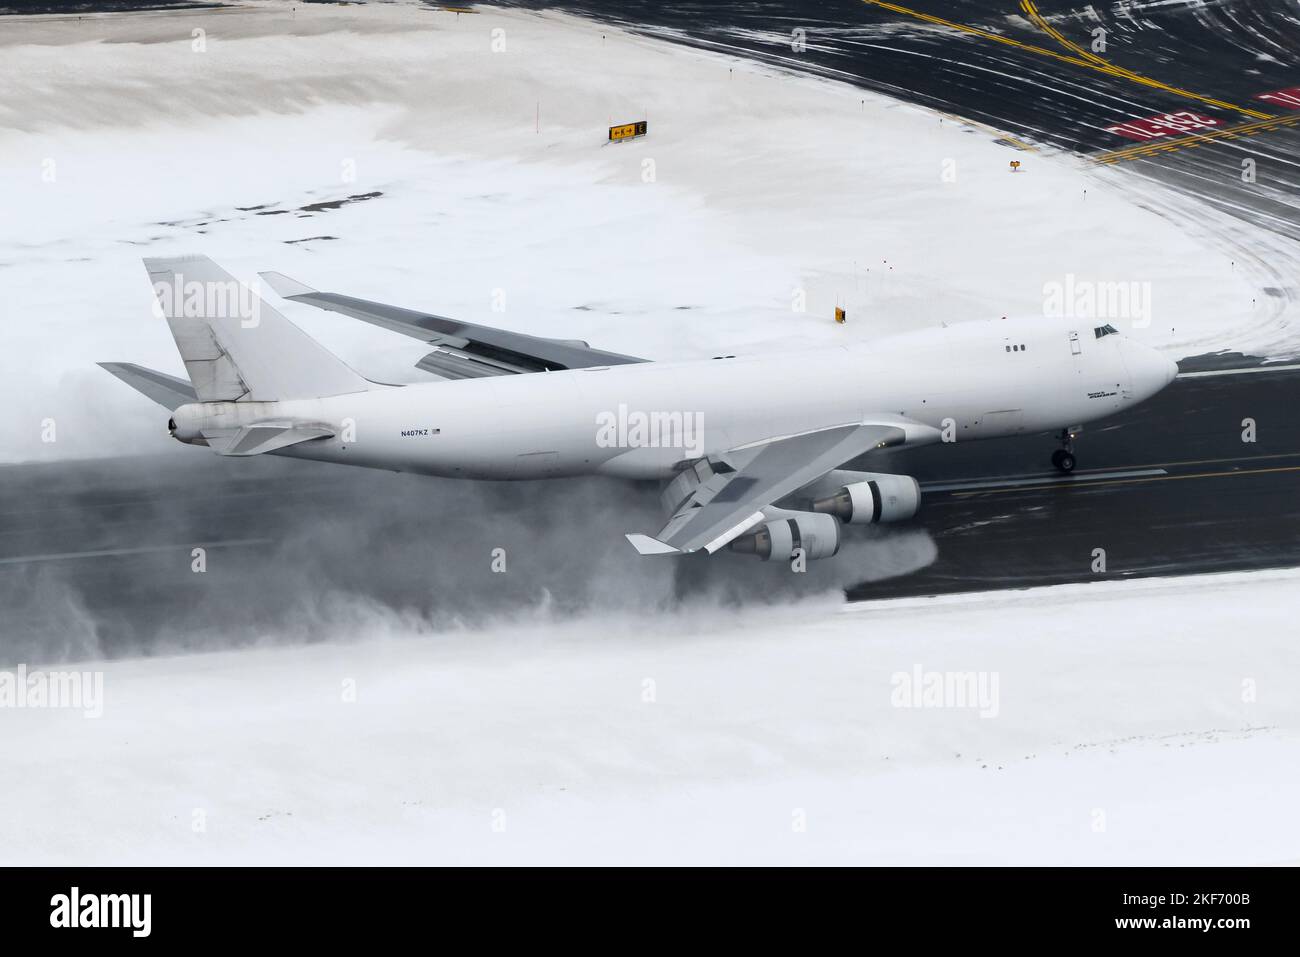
98;362;197;411
210;422;334;457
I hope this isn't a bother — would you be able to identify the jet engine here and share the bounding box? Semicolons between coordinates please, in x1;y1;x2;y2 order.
812;474;920;525
729;512;840;562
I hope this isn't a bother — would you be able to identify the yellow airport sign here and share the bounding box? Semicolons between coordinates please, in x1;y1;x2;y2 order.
609;120;648;142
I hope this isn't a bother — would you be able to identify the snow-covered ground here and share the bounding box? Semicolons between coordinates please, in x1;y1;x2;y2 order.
1;0;1294;465
2;568;1297;865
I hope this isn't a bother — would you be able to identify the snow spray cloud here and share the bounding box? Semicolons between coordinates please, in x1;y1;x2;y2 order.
0;454;936;665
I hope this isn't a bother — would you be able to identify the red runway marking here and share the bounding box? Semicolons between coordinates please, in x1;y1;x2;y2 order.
1105;111;1220;141
1256;87;1300;110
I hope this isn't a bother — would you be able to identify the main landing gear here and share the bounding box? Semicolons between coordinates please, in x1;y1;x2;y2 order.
1051;427;1080;474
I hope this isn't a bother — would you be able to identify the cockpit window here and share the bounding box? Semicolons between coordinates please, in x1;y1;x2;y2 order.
1094;324;1119;338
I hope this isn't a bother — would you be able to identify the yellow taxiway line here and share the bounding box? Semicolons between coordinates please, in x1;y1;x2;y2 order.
861;1;1272;120
1019;0;1268;119
1092;112;1300;164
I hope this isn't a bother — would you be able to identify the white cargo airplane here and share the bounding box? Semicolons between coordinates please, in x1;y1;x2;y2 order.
101;256;1177;563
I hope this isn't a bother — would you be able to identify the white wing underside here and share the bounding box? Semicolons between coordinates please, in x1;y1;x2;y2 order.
628;421;915;556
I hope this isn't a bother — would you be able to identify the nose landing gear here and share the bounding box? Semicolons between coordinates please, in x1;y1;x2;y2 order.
1051;449;1076;473
1051;426;1081;473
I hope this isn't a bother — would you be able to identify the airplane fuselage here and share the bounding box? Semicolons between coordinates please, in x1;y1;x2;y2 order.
172;317;1176;480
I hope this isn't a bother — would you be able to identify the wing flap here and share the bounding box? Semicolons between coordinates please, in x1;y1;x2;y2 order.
414;347;531;380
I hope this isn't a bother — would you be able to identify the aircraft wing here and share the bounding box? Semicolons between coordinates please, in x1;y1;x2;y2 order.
259;271;645;380
626;422;909;556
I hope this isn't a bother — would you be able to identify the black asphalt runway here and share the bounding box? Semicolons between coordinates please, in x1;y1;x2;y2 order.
850;363;1300;598
3;365;1298;662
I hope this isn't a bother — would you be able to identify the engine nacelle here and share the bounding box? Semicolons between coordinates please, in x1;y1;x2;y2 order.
729;512;840;562
168;403;217;444
168;401;256;445
812;474;920;525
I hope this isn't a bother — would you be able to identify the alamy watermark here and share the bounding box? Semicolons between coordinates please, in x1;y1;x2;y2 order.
890;665;999;718
50;887;150;937
1043;273;1152;328
595;404;705;458
151;273;261;328
0;664;103;718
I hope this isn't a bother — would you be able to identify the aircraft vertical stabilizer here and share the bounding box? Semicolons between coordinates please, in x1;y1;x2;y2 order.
142;255;372;402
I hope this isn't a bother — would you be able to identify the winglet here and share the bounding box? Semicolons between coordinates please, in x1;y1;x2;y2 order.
259;270;317;299
625;533;681;557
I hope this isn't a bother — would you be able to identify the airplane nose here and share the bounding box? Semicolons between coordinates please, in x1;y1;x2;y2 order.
1124;340;1177;397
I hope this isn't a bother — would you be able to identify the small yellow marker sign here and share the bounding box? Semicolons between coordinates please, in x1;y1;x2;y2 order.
834;306;846;324
609;120;648;142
